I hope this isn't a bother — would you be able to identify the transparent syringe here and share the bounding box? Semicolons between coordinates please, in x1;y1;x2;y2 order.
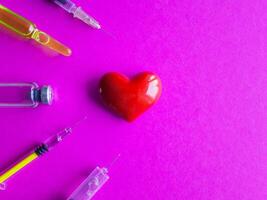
68;155;120;200
0;118;86;190
52;0;101;29
68;167;109;200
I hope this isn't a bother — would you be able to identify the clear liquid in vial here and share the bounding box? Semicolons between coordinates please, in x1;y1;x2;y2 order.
0;83;53;107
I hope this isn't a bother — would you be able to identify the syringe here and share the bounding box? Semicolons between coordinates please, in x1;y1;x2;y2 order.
0;118;86;190
52;0;101;29
68;166;109;200
67;155;120;200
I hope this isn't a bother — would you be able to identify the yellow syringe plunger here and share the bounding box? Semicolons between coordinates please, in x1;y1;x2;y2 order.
0;4;71;56
0;121;81;190
0;144;48;189
0;153;38;185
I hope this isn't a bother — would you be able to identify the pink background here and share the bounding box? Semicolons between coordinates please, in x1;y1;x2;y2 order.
1;0;267;199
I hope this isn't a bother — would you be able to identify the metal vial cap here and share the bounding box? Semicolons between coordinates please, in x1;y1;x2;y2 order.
40;86;53;105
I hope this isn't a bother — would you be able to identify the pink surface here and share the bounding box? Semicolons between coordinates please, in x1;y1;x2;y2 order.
0;0;267;199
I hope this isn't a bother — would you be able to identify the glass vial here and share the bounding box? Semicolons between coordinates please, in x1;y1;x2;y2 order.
0;83;53;107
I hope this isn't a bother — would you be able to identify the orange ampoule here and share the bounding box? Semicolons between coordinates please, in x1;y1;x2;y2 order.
0;4;71;56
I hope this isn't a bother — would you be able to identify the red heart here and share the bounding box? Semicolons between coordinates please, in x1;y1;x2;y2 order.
99;72;162;121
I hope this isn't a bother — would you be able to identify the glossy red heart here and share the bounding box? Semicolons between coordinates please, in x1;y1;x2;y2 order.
99;72;162;121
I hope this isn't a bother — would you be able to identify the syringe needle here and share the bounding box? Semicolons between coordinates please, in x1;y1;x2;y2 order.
71;116;88;129
107;154;121;170
45;116;87;149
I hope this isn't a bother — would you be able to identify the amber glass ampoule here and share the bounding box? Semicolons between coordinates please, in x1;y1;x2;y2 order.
0;4;71;56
